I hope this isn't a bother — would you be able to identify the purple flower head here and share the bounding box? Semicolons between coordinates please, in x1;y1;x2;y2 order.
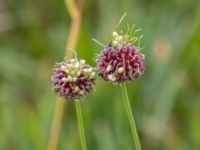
96;31;145;83
52;58;96;100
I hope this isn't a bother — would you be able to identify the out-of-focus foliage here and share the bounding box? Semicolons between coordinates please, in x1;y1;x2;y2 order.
0;0;200;149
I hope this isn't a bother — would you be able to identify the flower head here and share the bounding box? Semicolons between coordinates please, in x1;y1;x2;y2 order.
96;44;145;83
96;29;145;83
52;58;95;99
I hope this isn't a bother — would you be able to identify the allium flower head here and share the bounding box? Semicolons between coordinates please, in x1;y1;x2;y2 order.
96;28;145;83
52;58;96;99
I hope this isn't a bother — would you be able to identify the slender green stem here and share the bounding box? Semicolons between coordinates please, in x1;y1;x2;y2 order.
75;100;87;150
120;83;141;150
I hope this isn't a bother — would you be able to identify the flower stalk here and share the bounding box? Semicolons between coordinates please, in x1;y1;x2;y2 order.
47;0;84;150
120;83;141;150
75;100;87;150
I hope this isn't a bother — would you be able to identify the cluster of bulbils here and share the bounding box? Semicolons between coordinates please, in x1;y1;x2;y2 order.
52;30;145;100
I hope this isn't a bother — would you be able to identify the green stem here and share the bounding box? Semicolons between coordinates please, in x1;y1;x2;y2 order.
120;83;141;150
75;100;87;150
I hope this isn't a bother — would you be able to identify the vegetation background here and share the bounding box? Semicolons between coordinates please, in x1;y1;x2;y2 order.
0;0;200;149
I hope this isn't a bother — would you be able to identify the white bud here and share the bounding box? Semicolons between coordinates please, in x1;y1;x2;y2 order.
106;65;112;72
79;90;84;95
118;35;123;41
112;40;118;45
67;76;72;82
70;59;76;63
74;62;80;68
80;59;86;65
66;64;73;68
61;65;65;70
112;32;118;38
82;69;88;73
89;72;96;78
62;77;68;82
77;71;81;76
141;54;145;59
87;68;93;73
108;74;116;81
70;70;76;76
117;67;124;73
72;77;77;82
64;68;69;73
74;86;80;93
51;76;54;80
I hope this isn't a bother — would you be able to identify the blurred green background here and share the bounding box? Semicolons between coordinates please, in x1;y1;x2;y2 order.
1;0;200;149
